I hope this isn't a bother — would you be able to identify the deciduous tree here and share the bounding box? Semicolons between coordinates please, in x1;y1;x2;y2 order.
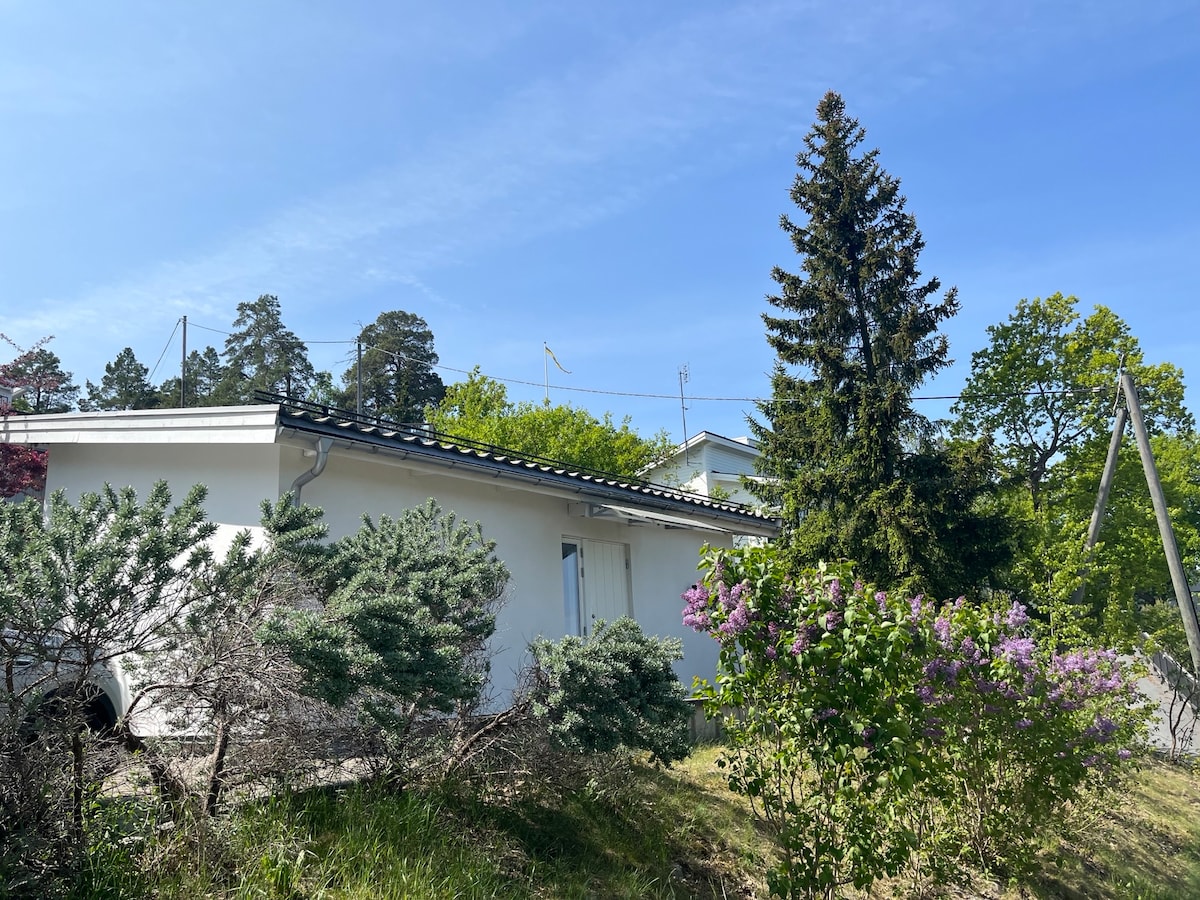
952;294;1192;511
0;338;79;413
1;335;68;498
426;368;673;478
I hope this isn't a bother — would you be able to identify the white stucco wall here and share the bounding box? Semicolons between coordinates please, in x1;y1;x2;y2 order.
44;442;282;527
289;442;728;698
37;432;736;703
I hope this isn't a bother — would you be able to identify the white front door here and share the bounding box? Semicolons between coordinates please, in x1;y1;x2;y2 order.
564;537;632;636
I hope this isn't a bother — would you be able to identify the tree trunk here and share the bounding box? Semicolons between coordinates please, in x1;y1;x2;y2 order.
205;719;231;817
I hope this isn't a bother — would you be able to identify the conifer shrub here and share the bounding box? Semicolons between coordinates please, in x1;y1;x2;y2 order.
526;617;691;766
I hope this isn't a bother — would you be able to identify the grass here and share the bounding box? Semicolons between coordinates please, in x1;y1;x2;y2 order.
48;749;1200;898
1026;757;1200;900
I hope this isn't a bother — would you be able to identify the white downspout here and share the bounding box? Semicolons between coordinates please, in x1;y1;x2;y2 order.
290;437;334;503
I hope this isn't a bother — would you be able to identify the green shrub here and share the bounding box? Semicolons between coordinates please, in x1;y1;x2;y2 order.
527;617;691;765
684;542;1147;898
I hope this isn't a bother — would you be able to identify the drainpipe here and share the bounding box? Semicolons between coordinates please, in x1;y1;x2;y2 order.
289;437;333;503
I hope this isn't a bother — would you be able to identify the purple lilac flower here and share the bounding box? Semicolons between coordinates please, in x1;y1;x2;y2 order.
791;631;810;655
1118;749;1132;760
824;610;843;631
875;591;888;612
1005;602;1030;631
715;581;733;611
719;596;753;635
765;645;777;660
1082;754;1101;767
1016;718;1033;729
996;635;1035;670
960;637;982;665
816;707;837;720
828;578;844;608
934;616;951;646
681;584;712;632
916;685;936;703
909;595;925;622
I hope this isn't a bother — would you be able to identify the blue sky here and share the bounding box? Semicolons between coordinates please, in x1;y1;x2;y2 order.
2;1;1198;444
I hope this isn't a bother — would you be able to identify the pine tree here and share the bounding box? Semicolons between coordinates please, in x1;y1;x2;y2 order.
215;295;316;403
751;92;978;594
81;347;158;411
157;345;225;408
334;310;445;422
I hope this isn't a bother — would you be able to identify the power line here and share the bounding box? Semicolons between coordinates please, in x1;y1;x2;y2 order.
173;320;1108;407
362;342;1104;405
147;318;182;382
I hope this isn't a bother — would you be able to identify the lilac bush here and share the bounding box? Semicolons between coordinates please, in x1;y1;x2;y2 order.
685;544;1147;897
908;598;1146;878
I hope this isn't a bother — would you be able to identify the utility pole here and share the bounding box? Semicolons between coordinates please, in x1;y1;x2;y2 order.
356;339;363;415
1121;371;1200;676
180;315;187;408
678;364;690;466
1075;394;1128;606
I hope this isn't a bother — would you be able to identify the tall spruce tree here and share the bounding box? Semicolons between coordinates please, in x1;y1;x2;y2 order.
751;92;997;596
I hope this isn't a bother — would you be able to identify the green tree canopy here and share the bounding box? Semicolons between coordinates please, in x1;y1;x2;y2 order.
952;293;1193;511
426;368;672;478
81;346;158;411
157;345;225;408
215;294;316;403
335;310;445;422
749;91;992;597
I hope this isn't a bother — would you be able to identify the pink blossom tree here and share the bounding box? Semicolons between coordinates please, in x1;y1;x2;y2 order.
0;334;60;498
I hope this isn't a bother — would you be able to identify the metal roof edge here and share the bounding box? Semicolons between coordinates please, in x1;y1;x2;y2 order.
278;407;780;537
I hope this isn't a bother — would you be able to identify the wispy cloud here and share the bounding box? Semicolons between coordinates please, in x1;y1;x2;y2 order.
6;0;1197;391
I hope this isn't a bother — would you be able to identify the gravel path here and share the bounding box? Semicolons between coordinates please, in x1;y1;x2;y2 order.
1135;658;1199;756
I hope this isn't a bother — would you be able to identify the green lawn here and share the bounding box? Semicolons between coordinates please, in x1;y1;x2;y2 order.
65;749;1200;899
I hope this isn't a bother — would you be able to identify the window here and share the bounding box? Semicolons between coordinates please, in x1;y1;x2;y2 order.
561;538;631;636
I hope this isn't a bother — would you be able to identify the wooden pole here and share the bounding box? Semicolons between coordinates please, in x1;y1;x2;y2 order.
1122;370;1200;676
1072;400;1127;606
180;315;187;408
356;339;363;415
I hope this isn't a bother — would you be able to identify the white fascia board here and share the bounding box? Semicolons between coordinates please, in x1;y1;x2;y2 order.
0;405;282;446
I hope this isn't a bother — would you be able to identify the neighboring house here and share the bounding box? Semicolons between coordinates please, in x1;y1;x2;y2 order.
2;400;779;711
642;431;763;508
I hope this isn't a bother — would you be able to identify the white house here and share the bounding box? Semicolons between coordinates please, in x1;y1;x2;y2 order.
642;431;763;508
2;401;778;704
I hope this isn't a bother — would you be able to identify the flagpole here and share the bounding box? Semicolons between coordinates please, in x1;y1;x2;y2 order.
544;342;549;405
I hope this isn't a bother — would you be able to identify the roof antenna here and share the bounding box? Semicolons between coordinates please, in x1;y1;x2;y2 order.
679;363;690;466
